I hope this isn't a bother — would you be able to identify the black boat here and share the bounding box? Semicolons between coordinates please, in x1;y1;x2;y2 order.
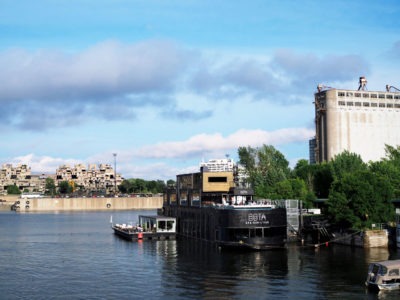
160;166;287;250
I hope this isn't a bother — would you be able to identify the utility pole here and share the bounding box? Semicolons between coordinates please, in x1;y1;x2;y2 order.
113;153;117;195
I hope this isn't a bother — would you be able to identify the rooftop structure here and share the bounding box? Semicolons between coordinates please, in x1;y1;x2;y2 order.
200;158;235;172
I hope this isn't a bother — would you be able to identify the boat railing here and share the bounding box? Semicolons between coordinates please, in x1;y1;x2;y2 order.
210;199;285;210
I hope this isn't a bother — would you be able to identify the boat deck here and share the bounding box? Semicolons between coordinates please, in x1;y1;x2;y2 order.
113;226;176;241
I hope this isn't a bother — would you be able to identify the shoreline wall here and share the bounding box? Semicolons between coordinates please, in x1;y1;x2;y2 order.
333;230;389;248
3;196;163;212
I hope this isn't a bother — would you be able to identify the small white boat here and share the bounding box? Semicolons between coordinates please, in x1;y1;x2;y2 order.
365;260;400;291
112;215;176;241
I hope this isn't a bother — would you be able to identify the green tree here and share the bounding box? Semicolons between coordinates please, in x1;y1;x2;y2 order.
45;177;56;196
167;179;176;187
330;151;367;181
383;144;400;163
238;145;290;198
272;180;293;199
313;162;333;198
58;181;72;194
271;178;308;201
119;178;168;194
292;159;314;192
7;184;21;195
327;170;395;229
371;144;400;198
145;180;166;194
370;160;400;199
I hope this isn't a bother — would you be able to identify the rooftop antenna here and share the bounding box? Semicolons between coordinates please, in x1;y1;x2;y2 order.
386;84;400;92
358;76;367;91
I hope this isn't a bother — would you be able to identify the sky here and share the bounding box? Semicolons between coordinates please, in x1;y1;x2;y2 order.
1;0;399;181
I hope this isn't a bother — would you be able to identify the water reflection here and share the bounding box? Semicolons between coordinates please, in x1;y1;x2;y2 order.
364;248;390;263
1;211;400;300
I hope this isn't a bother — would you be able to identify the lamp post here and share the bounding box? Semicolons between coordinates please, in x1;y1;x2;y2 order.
113;153;117;195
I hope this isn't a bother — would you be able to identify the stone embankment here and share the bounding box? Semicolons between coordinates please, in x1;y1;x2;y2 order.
0;195;163;212
333;230;389;248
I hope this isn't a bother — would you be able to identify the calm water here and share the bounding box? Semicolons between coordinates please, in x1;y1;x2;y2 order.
0;210;400;300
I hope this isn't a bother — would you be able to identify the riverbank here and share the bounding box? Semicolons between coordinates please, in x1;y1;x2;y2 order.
0;195;163;211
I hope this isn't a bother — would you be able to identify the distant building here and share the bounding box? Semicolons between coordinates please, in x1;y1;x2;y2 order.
312;77;400;163
55;164;123;194
199;158;235;172
0;164;48;195
0;163;123;195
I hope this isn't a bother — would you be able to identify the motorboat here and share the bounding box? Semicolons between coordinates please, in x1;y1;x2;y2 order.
365;260;400;291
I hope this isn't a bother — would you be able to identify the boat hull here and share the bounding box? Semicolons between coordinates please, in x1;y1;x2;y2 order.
112;226;176;241
161;205;287;250
365;260;400;292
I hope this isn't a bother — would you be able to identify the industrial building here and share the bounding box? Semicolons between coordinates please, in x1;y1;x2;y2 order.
312;77;400;163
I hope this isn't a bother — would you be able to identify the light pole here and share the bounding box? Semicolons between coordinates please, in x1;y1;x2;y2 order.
113;153;117;195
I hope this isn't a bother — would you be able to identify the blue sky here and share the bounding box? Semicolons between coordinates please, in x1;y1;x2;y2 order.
1;0;399;180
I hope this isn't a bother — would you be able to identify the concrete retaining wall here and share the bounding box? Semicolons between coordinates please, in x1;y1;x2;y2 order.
334;230;389;248
9;196;163;212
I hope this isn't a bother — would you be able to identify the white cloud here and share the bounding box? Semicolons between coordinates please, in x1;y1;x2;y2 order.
10;154;81;174
135;127;314;159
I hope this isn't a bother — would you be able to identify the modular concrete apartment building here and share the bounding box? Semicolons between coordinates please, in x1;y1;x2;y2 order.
0;163;123;195
311;77;400;163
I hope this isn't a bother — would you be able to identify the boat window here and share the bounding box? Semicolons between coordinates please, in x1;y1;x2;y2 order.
228;228;249;241
388;269;399;276
169;193;177;205
166;220;174;230
372;265;387;275
158;220;166;230
250;228;263;238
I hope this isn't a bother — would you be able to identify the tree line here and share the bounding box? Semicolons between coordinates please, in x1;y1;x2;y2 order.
7;143;399;230
238;144;398;230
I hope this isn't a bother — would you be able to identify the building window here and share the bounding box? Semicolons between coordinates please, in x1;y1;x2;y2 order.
371;103;378;107
346;92;353;97
355;93;361;97
395;104;400;108
386;94;393;99
355;102;362;107
338;101;345;106
379;103;386;108
371;94;377;98
208;176;227;183
362;93;369;98
363;102;370;107
387;103;393;108
379;94;385;99
347;102;354;106
338;92;345;97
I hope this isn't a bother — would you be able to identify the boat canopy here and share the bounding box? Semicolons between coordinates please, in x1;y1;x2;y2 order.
138;215;176;233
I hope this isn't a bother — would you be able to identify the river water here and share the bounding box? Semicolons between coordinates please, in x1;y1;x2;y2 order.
0;210;399;300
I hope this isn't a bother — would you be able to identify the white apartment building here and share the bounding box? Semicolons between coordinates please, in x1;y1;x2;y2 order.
199;158;235;172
